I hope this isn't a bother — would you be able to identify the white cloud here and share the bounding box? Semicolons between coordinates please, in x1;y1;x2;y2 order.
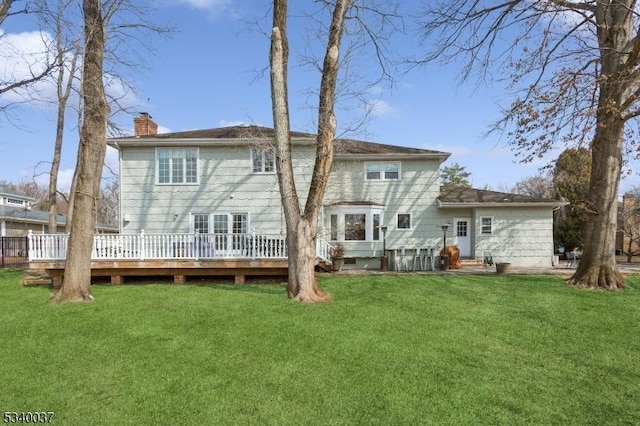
104;146;119;177
0;30;56;104
0;30;142;114
218;119;249;127
157;125;172;134
365;99;395;118
166;0;231;11
56;168;75;192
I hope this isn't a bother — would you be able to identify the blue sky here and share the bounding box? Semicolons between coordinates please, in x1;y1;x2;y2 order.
0;0;638;195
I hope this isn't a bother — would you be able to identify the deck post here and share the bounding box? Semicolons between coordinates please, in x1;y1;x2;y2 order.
251;229;256;260
51;273;63;289
234;275;245;284
174;275;185;284
139;229;145;260
111;275;123;284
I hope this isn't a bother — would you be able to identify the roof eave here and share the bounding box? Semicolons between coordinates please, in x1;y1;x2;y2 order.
438;201;568;209
335;153;451;161
107;136;316;149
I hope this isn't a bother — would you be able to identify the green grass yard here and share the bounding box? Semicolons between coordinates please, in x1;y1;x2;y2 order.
1;270;639;425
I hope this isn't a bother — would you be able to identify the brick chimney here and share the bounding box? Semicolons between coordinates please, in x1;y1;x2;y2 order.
134;112;158;136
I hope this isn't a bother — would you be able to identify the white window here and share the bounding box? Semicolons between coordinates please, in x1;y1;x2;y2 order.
397;213;411;230
325;206;384;242
191;212;249;251
480;216;494;235
5;197;25;207
345;214;366;241
157;148;198;184
365;162;401;181
191;212;249;235
193;214;209;234
251;148;275;173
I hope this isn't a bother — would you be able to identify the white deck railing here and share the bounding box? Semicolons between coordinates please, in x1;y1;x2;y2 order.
28;231;333;263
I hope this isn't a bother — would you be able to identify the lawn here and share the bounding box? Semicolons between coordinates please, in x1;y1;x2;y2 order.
1;270;639;425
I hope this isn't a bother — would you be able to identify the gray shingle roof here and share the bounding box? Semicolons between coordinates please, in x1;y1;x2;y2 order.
439;185;564;206
113;125;448;157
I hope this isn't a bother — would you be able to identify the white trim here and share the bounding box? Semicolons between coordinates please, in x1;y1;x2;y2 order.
396;213;412;230
438;201;566;208
364;161;401;181
325;205;385;242
189;211;251;235
453;217;471;257
155;147;200;185
250;147;276;174
480;216;494;236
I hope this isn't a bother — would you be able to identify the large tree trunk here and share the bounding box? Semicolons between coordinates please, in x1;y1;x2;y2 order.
567;115;625;289
567;2;630;290
286;219;331;303
270;0;348;302
52;0;108;303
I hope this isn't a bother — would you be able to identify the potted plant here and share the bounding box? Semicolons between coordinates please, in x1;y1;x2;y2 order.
331;243;345;272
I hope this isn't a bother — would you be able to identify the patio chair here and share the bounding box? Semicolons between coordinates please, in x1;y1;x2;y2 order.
394;247;409;272
483;252;494;267
418;247;435;271
412;248;424;271
566;251;581;268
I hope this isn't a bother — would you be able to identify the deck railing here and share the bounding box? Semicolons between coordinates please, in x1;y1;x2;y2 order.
28;231;333;263
28;231;288;261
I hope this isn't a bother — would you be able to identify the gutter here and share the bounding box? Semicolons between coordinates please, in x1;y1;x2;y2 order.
438;200;569;209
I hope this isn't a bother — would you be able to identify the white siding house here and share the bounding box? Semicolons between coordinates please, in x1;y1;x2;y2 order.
107;114;564;269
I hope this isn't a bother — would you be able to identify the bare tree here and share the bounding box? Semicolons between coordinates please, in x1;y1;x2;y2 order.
0;1;58;100
512;175;555;199
30;0;83;234
270;0;349;302
52;0;108;303
97;165;118;226
418;1;640;289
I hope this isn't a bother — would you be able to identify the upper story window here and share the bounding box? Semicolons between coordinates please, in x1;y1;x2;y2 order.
251;148;275;173
480;216;494;235
157;148;198;184
4;197;26;207
365;162;401;181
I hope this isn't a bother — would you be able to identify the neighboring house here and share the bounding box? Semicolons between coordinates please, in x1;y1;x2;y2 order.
0;188;57;236
0;187;117;237
107;114;565;268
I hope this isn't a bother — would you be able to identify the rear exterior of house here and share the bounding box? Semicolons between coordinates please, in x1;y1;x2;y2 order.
108;115;563;268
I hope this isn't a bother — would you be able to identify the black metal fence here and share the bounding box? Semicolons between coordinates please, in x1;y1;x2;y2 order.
1;237;29;268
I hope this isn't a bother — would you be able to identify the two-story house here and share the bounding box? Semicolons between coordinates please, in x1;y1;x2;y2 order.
106;114;563;268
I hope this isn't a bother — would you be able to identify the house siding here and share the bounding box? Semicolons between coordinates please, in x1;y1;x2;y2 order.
117;139;558;269
119;145;444;262
323;158;442;258
120;145;317;235
472;207;554;267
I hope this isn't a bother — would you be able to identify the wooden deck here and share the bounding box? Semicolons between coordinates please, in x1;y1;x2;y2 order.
32;258;290;287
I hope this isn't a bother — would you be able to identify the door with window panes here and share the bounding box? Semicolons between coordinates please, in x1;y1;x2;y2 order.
194;213;248;256
454;218;471;257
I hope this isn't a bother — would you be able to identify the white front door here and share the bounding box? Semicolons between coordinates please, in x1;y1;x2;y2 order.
454;218;471;257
